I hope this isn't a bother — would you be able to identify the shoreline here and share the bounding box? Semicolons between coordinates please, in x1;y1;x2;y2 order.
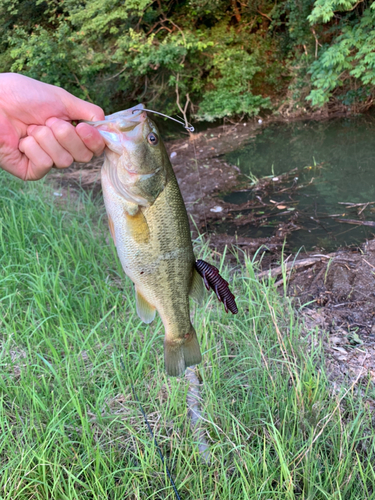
51;106;368;256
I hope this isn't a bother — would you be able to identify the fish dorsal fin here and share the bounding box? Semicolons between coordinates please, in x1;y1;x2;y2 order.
189;268;205;305
135;289;156;324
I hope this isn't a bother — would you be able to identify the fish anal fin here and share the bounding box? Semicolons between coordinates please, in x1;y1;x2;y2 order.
108;214;116;246
135;289;156;324
189;268;205;305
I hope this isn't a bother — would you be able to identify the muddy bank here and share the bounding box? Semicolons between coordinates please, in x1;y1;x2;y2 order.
262;239;375;388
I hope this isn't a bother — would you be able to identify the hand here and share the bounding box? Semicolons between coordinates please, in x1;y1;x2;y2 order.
0;73;105;180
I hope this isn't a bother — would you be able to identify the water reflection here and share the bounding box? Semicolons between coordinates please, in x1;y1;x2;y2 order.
222;116;375;251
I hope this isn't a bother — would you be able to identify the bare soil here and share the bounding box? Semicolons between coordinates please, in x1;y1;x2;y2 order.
284;241;375;387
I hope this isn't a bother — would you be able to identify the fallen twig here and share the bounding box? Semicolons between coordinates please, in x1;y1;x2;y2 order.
363;258;375;270
229;203;270;212
209;234;281;251
359;203;370;215
338;201;375;207
337;219;375;227
257;254;335;280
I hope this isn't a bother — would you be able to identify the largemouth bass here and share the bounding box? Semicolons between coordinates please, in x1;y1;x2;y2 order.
92;105;204;376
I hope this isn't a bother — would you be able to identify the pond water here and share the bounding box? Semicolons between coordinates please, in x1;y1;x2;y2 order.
219;115;375;251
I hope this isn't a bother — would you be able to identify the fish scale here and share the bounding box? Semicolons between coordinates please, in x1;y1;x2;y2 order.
96;105;204;376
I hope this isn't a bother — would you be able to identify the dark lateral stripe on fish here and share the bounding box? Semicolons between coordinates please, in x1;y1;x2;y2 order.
195;260;238;314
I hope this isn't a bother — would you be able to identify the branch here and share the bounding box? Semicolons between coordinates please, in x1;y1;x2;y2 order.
257;254;335;280
231;0;242;22
72;73;93;103
175;75;191;132
103;67;126;81
257;9;272;22
346;0;364;12
337;219;375;227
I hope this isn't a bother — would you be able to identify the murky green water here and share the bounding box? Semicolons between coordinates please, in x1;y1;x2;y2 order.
221;115;375;251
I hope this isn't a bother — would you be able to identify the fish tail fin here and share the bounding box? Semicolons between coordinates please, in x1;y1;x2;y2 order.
164;324;202;377
183;324;202;368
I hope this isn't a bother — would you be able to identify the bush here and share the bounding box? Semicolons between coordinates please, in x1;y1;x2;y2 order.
1;0;375;118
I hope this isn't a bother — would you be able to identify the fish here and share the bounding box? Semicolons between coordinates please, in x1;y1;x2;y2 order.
91;104;204;376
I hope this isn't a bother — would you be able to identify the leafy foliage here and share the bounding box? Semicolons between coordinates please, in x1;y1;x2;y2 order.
307;2;375;107
308;0;366;23
1;0;375;118
0;0;283;118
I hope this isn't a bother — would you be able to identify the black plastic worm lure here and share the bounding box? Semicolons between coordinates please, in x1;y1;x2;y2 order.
195;260;238;314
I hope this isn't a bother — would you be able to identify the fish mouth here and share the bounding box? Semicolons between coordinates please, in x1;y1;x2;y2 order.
104;104;147;131
84;104;149;153
85;104;147;132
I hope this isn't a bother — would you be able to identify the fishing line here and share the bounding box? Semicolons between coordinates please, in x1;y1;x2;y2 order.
119;357;182;500
132;108;194;132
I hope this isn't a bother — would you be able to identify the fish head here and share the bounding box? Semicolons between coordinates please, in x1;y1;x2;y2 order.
92;104;170;206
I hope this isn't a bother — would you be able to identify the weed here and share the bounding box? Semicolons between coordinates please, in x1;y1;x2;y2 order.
0;171;374;499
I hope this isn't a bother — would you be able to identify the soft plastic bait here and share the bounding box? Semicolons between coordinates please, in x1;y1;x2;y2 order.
195;260;238;314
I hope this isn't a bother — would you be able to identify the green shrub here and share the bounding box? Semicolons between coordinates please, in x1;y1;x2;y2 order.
1;0;375;117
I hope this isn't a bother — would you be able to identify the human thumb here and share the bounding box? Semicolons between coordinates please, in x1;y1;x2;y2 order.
59;89;105;122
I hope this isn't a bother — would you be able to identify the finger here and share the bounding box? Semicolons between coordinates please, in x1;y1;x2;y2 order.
18;136;54;179
27;125;74;168
44;118;94;163
75;122;105;156
0;148;31;181
59;90;105;122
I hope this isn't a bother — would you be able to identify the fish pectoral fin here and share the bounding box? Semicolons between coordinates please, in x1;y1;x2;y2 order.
135;289;156;324
189;269;205;305
125;209;150;244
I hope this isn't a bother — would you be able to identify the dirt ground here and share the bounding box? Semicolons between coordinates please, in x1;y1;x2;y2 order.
288;241;375;388
50;114;375;388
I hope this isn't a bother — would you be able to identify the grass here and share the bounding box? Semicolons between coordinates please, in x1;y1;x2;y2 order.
1;170;375;499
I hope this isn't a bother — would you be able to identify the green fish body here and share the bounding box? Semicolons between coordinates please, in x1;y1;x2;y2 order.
96;105;203;376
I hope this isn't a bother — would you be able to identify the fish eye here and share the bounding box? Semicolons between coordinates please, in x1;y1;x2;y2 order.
147;132;159;145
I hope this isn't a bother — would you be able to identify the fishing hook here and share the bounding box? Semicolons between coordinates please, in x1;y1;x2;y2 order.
132;107;195;132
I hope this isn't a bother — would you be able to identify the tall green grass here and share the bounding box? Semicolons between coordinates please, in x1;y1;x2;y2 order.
1;170;375;499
